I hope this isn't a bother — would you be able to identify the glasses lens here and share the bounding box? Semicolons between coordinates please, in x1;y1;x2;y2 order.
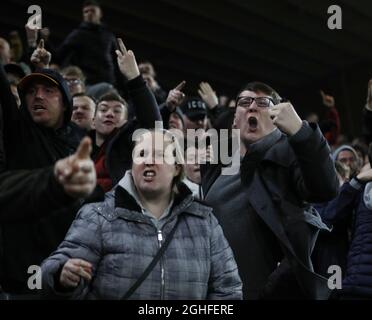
255;97;270;108
237;97;253;108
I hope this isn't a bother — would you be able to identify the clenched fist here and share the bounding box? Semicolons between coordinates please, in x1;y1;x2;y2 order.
268;102;303;136
60;258;93;289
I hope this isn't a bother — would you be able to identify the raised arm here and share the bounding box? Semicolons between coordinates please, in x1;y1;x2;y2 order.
115;38;161;128
268;103;339;202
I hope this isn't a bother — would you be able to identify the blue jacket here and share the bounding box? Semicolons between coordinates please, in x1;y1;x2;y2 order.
340;182;372;297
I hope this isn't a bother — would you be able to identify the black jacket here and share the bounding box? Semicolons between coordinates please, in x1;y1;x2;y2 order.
0;63;85;294
201;122;339;299
91;75;162;187
57;22;122;87
0;168;77;224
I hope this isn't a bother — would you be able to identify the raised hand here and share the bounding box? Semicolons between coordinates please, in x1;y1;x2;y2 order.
30;39;51;69
60;258;93;289
115;38;140;80
54;137;96;199
320;90;335;108
268;102;303;136
198;82;218;109
165;81;186;111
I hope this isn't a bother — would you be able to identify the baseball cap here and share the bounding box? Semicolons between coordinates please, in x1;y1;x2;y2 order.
180;97;207;121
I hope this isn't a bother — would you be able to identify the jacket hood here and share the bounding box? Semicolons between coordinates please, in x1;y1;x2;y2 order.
332;145;359;163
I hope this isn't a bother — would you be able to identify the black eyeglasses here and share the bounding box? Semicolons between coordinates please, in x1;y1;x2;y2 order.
236;96;275;108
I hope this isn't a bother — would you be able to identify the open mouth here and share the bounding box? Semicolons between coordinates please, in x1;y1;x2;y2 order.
33;105;46;111
143;169;156;181
248;116;258;130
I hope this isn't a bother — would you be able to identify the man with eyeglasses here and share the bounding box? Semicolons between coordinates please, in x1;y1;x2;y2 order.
202;81;339;299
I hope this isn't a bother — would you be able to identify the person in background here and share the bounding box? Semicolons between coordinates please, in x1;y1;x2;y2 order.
71;93;96;131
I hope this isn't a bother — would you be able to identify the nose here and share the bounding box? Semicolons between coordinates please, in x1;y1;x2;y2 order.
248;101;258;112
144;155;155;165
35;88;45;99
105;110;114;118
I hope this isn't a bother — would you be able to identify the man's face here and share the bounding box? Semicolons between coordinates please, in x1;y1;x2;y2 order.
72;96;95;131
83;5;102;24
233;90;276;145
142;73;158;92
63;75;84;96
168;113;184;131
182;114;208;131
94;100;127;137
132;131;180;199
25;80;65;129
337;150;360;176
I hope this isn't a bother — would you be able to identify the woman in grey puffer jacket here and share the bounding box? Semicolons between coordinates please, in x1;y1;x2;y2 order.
41;129;242;300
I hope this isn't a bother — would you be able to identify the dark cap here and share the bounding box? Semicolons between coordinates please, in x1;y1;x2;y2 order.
18;69;73;124
4;63;27;80
180;97;207;121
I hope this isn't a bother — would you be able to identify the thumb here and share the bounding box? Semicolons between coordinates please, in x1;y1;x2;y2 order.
320;90;326;98
75;137;92;160
174;80;186;91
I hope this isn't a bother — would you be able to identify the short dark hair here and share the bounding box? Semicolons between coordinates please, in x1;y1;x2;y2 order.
72;92;96;103
97;91;127;107
61;66;86;83
237;81;281;105
72;93;97;113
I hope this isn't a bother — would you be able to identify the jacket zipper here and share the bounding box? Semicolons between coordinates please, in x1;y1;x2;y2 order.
157;229;165;300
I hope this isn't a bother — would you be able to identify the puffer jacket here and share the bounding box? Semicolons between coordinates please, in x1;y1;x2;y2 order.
41;182;242;300
341;182;372;297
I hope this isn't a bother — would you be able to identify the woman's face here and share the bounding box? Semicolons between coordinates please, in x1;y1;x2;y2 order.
132;131;181;199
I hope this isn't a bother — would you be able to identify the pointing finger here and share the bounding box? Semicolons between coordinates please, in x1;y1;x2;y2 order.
75;137;92;160
174;81;186;91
